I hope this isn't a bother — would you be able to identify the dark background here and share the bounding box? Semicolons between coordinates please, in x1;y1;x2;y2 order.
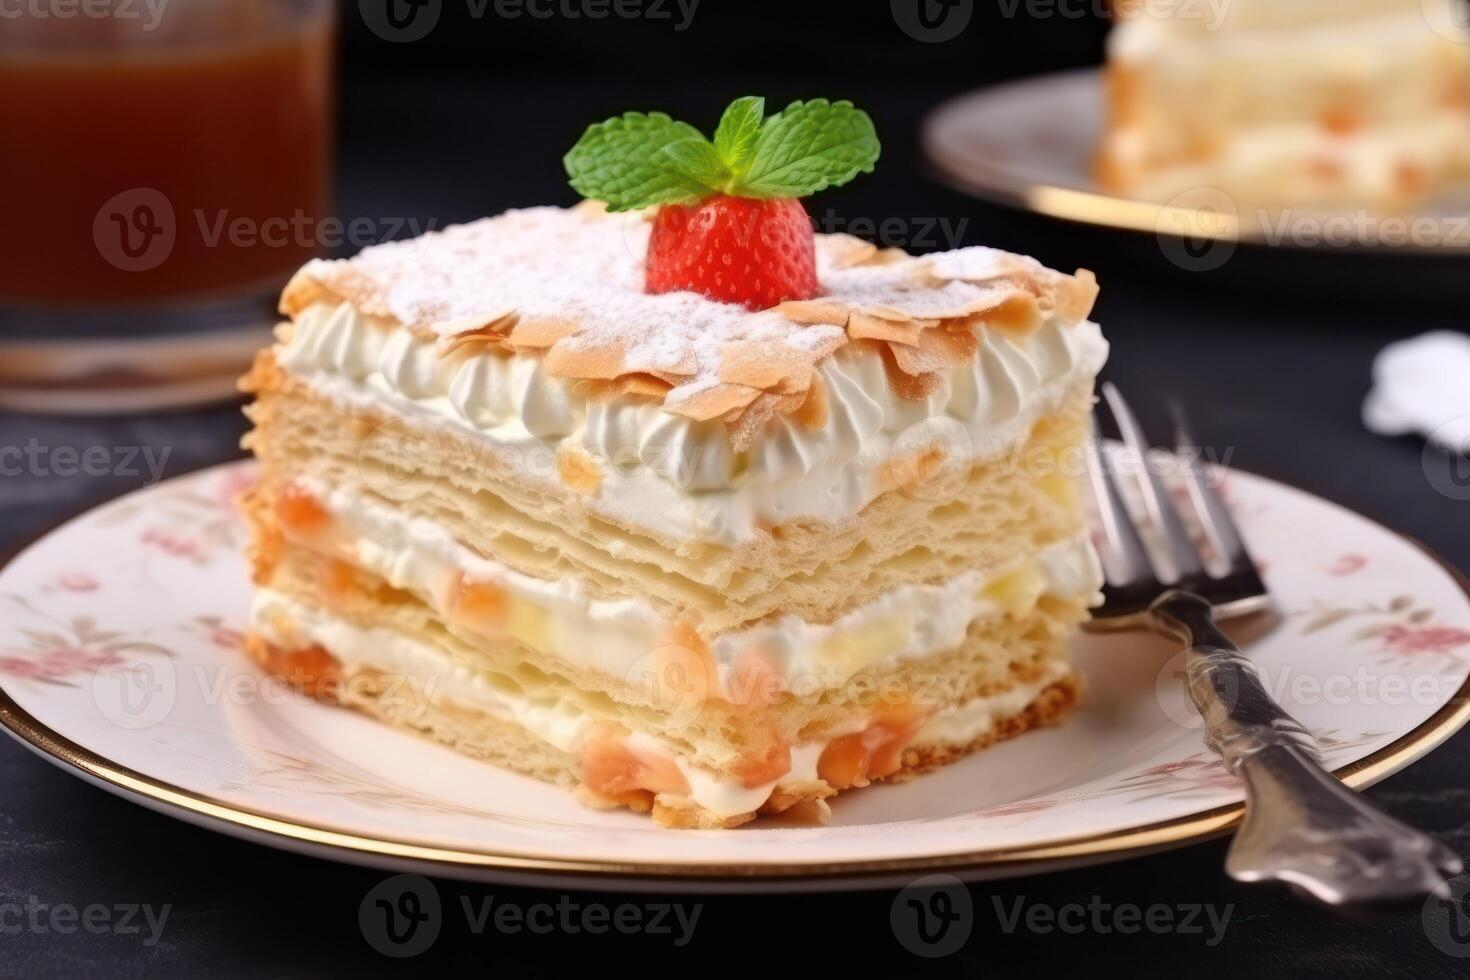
4;1;1470;976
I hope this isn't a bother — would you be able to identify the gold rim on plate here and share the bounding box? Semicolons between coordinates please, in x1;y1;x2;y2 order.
0;470;1468;885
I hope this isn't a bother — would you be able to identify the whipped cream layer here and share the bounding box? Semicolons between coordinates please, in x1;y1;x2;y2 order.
250;587;1072;819
278;301;1106;545
286;476;1102;702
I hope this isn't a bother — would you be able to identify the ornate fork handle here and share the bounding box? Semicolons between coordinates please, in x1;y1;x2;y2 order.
1151;590;1462;905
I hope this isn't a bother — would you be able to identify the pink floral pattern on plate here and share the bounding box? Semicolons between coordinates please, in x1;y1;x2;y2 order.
0;460;1465;881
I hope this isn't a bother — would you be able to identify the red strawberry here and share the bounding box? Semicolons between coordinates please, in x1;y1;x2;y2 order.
645;195;819;310
565;97;879;309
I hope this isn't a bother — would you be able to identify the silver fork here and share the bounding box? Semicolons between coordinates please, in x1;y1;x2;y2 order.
1086;382;1462;905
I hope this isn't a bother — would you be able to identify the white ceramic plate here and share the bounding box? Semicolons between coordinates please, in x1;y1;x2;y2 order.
2;461;1468;892
921;69;1470;251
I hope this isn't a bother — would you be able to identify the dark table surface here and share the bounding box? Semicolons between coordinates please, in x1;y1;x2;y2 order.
4;78;1470;978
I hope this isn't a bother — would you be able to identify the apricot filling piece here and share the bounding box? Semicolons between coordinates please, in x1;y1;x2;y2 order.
256;641;342;701
581;731;690;799
274;484;332;540
446;572;508;634
818;704;928;790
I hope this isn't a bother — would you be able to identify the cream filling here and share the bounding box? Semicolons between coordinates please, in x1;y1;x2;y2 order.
1111;6;1465;58
1106;115;1470;204
250;587;1071;819
277;302;1107;545
290;474;1102;701
916;660;1073;746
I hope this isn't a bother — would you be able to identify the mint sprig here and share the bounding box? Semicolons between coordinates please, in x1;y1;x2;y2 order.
712;96;765;176
562;112;713;212
564;96;880;211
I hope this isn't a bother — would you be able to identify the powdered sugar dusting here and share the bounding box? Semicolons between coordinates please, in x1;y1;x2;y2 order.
284;205;1090;443
296;205;847;385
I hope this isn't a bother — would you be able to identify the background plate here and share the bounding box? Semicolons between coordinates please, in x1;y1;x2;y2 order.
922;69;1470;254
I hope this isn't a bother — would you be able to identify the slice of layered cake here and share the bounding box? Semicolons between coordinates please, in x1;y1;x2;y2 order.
240;98;1107;827
1099;0;1470;212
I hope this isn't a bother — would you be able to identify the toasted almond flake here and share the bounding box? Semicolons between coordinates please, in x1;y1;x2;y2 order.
827;236;879;269
975;292;1043;336
890;327;975;376
860;305;918;322
439;332;508;359
508;315;581;350
279;270;333;317
575;374;674;403
543;336;627;381
616;373;676;399
1060;268;1100;322
878;344;945;400
866;247;909;266
848;311;929;346
726;391;805;452
665;382;762;422
718;341;791;390
776;299;851;326
435;308;518;338
791;373;829;430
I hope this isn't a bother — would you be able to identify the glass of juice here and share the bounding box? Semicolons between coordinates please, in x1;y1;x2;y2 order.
0;0;336;412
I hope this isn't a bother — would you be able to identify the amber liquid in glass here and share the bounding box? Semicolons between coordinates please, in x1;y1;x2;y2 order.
0;3;334;307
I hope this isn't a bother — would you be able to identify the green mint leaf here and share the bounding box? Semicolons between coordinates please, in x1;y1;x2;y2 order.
738;99;880;199
563;111;711;211
713;96;765;177
660;136;730;192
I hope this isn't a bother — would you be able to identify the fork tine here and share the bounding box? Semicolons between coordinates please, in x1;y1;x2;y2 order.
1087;419;1152;584
1169;400;1255;573
1101;382;1205;581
